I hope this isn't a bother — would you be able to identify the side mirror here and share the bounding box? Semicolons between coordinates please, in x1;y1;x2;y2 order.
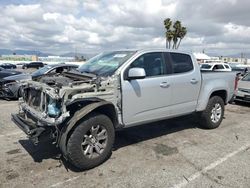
128;68;146;80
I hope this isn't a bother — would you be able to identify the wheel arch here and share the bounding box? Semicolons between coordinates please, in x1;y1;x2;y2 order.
59;100;118;157
196;88;228;111
209;90;227;104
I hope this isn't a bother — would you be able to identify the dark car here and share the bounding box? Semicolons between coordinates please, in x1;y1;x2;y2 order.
22;62;44;69
0;67;21;79
0;64;79;99
0;63;17;69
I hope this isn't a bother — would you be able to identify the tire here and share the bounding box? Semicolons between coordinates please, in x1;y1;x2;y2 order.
199;96;225;129
67;113;115;170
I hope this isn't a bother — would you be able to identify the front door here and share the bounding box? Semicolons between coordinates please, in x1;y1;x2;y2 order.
121;52;172;126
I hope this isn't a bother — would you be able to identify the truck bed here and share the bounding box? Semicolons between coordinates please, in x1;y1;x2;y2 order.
196;71;236;111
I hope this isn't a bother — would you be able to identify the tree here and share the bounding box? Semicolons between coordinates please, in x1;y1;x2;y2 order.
163;18;187;49
164;18;172;48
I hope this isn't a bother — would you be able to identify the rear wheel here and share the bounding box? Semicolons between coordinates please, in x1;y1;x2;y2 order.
199;96;224;129
67;113;115;170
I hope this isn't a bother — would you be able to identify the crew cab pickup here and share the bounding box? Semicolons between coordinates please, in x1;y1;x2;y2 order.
12;49;236;170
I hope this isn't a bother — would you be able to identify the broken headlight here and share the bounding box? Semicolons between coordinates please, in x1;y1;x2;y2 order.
47;98;61;117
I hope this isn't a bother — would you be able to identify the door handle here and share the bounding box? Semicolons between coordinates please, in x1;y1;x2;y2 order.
190;79;198;84
160;82;170;88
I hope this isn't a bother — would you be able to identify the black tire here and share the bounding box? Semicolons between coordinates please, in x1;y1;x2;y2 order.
67;113;115;170
199;96;225;129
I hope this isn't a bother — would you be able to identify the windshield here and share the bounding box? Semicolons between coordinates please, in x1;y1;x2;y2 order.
78;51;136;76
242;73;250;81
201;64;212;69
31;65;53;77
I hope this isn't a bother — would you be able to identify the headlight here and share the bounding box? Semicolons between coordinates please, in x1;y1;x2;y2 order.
47;98;61;117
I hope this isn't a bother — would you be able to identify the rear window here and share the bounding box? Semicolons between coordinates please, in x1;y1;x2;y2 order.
170;53;193;73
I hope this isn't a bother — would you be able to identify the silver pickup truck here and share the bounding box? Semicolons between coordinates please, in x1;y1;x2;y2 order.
12;49;236;170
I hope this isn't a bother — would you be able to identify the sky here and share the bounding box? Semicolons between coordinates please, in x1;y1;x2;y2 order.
0;0;249;56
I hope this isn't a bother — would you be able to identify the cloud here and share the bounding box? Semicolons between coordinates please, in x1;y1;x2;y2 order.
0;0;249;55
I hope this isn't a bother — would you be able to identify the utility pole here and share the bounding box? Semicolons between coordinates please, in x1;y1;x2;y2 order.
240;52;243;64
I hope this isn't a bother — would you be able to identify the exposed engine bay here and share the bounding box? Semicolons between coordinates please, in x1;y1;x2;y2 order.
39;71;97;87
18;70;119;128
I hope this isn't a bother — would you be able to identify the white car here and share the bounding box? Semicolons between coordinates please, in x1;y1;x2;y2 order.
200;63;232;72
235;73;250;103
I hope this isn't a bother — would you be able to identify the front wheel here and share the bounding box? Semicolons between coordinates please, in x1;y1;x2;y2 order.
67;113;115;170
199;96;225;129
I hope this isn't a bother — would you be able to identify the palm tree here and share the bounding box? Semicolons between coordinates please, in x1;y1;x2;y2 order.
172;20;181;49
164;18;172;48
166;30;173;49
176;27;187;49
163;18;187;49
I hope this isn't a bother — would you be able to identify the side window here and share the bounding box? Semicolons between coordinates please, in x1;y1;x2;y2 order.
49;67;64;74
213;64;224;70
170;53;193;73
130;52;166;77
224;64;230;69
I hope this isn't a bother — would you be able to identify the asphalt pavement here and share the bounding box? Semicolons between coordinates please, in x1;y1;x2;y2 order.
0;100;249;188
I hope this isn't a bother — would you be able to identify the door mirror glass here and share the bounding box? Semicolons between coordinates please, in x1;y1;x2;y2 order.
128;68;146;79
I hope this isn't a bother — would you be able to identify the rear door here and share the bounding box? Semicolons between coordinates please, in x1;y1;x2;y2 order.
121;52;172;126
166;52;201;115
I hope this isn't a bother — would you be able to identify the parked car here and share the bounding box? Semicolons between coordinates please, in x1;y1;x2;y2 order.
12;49;236;170
231;67;246;75
234;73;250;103
16;62;27;69
0;64;79;99
0;63;17;69
22;62;44;69
0;67;21;79
200;63;232;72
229;64;249;76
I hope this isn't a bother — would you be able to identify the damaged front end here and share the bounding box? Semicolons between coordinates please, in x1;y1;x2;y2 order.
12;82;70;144
11;70;118;145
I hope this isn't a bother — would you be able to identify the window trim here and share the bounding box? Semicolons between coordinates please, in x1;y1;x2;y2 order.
167;52;194;75
123;52;169;80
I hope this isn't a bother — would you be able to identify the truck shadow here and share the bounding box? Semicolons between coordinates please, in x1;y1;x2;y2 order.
18;140;61;163
233;101;250;107
18;114;198;172
113;115;198;150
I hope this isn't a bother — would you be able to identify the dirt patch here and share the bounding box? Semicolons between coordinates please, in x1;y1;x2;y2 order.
5;170;19;181
153;144;178;156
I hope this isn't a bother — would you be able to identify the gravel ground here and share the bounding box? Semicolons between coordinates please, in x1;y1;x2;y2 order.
0;99;249;188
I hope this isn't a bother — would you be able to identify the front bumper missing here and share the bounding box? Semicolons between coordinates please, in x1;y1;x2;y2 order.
11;113;46;144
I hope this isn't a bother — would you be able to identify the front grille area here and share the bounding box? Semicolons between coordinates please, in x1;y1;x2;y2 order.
23;87;47;111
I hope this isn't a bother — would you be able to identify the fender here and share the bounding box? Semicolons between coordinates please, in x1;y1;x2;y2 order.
58;101;118;157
